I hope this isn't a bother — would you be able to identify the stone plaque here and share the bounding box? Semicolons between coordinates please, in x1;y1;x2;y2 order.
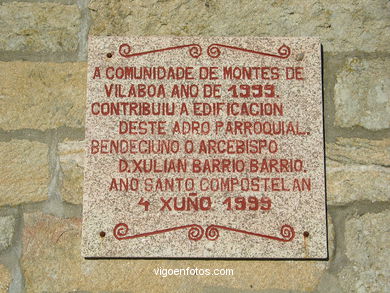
82;37;328;259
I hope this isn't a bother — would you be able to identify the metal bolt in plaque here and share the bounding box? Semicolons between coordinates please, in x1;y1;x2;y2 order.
82;37;328;259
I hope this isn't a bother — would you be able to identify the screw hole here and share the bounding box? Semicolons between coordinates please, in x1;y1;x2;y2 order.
303;231;310;238
106;52;113;58
100;231;106;238
296;53;304;61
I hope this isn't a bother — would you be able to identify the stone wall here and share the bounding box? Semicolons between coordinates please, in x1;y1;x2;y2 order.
0;0;389;292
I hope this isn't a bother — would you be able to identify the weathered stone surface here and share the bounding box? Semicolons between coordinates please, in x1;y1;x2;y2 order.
0;140;48;206
59;140;85;205
0;2;80;53
326;138;390;205
0;216;15;253
22;212;328;292
0;62;87;131
338;211;390;293
326;159;390;205
334;58;390;130
327;138;390;166
0;264;11;293
89;0;390;53
327;214;335;260
315;272;343;293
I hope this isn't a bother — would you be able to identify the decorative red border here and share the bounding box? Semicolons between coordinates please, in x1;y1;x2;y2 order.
113;223;204;241
113;223;295;242
118;43;291;59
207;43;290;59
204;224;295;242
119;43;202;58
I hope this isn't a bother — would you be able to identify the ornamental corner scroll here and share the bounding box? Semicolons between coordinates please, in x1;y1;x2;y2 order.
113;223;295;242
118;43;291;59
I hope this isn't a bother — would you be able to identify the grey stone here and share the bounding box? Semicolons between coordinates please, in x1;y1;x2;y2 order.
326;159;390;205
0;140;49;206
0;62;87;131
338;211;390;293
0;2;80;53
334;58;390;130
326;138;390;205
326;138;390;167
89;0;390;53
58;140;85;205
0;216;15;253
315;272;343;293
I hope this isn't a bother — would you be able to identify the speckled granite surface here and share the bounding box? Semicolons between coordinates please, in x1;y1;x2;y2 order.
83;37;327;259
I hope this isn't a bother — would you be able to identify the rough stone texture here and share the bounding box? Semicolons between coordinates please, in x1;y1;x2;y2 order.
327;138;390;166
315;272;343;293
334;57;390;130
88;0;390;53
59;140;85;205
0;264;11;293
22;212;329;292
0;2;80;53
327;214;335;260
0;62;87;131
0;215;16;253
326;160;390;205
326;138;390;205
0;140;49;206
338;211;390;293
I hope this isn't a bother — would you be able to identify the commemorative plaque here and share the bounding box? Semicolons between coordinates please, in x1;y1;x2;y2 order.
82;37;327;259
